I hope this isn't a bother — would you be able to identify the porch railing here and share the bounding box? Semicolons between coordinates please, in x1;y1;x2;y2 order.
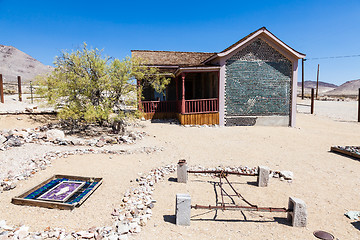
141;100;177;113
141;98;218;114
185;98;218;114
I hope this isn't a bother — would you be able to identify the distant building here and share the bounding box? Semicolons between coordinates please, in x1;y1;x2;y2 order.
132;27;305;127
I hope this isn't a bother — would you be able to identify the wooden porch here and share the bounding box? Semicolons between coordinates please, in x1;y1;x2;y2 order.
141;98;219;125
140;70;220;125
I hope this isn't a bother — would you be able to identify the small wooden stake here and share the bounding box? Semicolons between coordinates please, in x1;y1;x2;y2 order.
17;76;22;102
311;88;314;114
0;74;4;103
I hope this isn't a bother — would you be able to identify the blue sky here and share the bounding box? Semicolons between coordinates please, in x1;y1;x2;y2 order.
1;0;360;85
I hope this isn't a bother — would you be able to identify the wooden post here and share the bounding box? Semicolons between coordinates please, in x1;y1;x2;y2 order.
17;76;22;102
0;74;4;103
358;88;360;122
311;88;314;114
316;64;319;99
137;80;142;112
176;76;179;101
301;59;305;99
181;73;185;114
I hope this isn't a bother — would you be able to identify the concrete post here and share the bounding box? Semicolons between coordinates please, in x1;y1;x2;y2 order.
287;197;307;227
257;166;270;187
177;160;188;183
176;193;191;226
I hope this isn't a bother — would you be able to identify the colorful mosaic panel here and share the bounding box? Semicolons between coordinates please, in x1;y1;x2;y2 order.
25;178;99;205
225;38;292;119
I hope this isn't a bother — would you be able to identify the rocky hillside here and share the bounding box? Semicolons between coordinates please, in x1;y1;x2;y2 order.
325;79;360;96
0;44;52;83
297;81;338;95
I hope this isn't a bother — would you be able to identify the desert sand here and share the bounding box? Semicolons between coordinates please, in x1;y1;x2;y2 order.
0;108;360;239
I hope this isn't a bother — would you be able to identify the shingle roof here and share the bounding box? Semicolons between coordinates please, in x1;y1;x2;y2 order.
131;50;216;66
132;27;305;68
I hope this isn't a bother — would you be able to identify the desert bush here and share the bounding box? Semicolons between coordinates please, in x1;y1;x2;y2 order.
36;43;170;129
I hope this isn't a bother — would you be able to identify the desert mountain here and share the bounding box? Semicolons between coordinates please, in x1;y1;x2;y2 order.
0;44;52;83
325;79;360;96
297;81;338;95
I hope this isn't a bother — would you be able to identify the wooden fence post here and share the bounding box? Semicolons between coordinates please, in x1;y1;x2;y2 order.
17;76;22;102
0;74;4;103
358;88;360;122
311;88;314;114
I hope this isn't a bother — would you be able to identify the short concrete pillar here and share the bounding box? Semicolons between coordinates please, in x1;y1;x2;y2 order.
287;197;307;227
177;160;188;183
257;166;270;187
176;193;191;226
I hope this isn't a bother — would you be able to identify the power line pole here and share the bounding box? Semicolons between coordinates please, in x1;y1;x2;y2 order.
302;59;305;99
316;64;320;99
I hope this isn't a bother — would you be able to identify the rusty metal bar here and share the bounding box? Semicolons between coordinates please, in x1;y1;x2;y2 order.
187;170;257;176
223;174;256;207
191;204;289;212
219;171;225;208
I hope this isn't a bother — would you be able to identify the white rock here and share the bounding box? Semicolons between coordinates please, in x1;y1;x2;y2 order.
76;231;94;239
119;234;129;240
132;226;141;233
0;135;6;144
107;233;119;240
46;129;65;141
15;226;29;239
129;222;138;230
0;220;6;228
117;223;129;234
280;170;293;180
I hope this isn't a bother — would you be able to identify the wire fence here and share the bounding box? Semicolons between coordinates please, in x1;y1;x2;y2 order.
0;74;41;104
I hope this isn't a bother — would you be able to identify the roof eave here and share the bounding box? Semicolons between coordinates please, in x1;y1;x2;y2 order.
175;66;221;76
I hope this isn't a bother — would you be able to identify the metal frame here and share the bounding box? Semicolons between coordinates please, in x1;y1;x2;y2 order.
188;170;289;215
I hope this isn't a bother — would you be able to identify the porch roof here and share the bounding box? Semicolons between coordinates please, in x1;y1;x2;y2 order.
131;50;216;66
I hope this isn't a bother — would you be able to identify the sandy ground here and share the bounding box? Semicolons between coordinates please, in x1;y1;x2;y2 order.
0;114;56;130
0;113;359;239
1;97;360;239
297;98;359;122
0;94;54;113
